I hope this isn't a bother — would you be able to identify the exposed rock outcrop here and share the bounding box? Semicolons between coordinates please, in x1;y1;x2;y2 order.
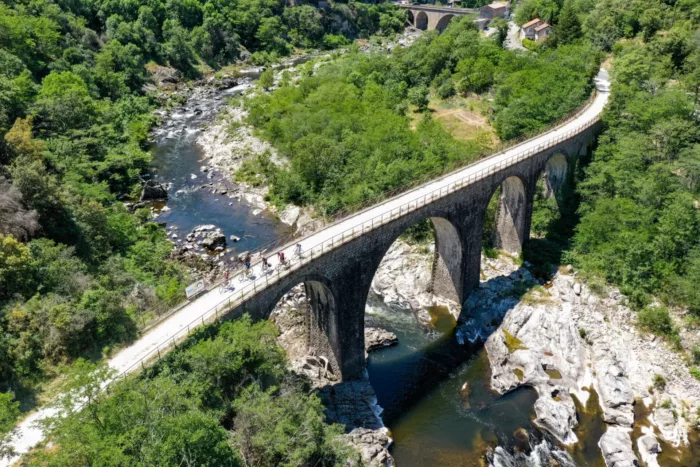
598;427;638;467
459;253;699;465
364;327;398;352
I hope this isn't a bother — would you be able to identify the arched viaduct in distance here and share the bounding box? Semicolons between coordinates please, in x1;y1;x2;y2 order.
226;118;605;381
400;4;479;31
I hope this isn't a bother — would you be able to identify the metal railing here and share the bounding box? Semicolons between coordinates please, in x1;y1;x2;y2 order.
114;89;603;380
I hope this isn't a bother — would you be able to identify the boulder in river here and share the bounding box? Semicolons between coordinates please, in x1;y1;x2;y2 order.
202;232;226;250
140;180;168;201
364;327;398;351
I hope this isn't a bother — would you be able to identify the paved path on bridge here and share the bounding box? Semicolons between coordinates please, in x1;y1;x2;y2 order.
2;69;610;466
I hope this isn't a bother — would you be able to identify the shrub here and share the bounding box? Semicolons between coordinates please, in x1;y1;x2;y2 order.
652;374;666;391
638;307;677;337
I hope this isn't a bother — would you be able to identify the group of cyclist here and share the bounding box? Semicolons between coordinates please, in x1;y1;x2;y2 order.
220;243;303;292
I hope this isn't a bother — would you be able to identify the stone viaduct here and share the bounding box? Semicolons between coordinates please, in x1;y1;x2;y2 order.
399;4;478;31
215;71;611;382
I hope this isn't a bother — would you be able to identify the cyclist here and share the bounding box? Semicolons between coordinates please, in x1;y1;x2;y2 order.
242;253;252;279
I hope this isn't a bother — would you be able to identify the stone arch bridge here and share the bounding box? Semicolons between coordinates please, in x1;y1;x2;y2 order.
196;70;609;382
109;72;610;388
399;4;479;31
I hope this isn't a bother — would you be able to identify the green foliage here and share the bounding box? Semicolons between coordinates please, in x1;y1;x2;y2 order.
245;17;596;216
258;69;274;91
638;307;679;340
555;0;582;45
515;0;561;25
27;317;351;466
0;391;20;459
571;18;700;314
408;85;429;110
653;374;666;391
690;367;700;381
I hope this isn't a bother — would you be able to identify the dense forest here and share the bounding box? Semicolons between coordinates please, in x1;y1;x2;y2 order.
0;0;404;441
243;17;599;214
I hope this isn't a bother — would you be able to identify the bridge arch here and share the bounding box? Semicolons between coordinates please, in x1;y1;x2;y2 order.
266;274;342;378
435;14;454;32
370;213;465;309
483;175;528;255
542;152;569;198
415;11;428;30
406;10;415;27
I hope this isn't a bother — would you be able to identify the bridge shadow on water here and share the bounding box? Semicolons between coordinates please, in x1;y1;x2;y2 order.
364;266;531;425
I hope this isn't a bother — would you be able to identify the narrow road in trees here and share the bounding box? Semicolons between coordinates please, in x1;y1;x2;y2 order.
2;69;610;466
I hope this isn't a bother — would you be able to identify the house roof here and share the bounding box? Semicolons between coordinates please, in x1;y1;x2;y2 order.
488;2;510;8
522;18;542;28
535;22;551;32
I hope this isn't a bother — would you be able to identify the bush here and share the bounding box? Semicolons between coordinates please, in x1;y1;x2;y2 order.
638;307;677;337
652;374;666;391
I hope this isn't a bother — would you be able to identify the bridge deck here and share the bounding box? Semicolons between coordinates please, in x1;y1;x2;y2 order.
3;69;610;465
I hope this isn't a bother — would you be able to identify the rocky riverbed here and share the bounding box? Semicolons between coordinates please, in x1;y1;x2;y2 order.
358;236;700;465
462;257;699;466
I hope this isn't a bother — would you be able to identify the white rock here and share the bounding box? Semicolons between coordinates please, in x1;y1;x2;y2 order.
598;427;639;467
279;204;301;227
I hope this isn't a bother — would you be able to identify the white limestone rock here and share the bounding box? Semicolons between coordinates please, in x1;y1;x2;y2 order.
598;427;638;467
279;204;301;227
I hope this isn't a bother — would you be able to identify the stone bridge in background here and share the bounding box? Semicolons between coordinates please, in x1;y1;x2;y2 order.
399;4;479;31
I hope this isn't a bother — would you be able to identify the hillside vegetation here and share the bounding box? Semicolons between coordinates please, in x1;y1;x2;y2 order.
243;17;599;215
0;0;404;440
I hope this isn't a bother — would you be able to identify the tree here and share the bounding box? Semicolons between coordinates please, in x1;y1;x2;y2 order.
0;233;32;300
408;85;429;111
162;20;197;75
0;392;20;460
32;71;97;133
556;1;582;45
258;69;274;91
490;17;509;47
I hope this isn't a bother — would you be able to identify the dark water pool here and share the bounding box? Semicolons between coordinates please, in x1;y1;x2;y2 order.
365;297;548;465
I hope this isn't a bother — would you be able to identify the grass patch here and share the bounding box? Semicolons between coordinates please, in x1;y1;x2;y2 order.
653;374;666;391
503;330;528;353
483;247;500;259
690;368;700;381
638;307;682;349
